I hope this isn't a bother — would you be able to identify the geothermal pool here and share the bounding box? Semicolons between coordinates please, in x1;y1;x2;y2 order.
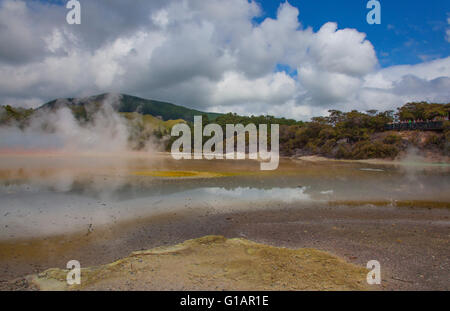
0;152;449;240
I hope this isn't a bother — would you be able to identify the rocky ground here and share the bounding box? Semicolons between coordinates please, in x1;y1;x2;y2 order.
1;203;448;291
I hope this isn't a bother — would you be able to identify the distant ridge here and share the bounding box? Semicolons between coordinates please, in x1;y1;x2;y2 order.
39;93;223;122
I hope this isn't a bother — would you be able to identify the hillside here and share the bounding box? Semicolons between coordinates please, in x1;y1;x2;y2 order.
39;93;222;122
206;103;450;160
1;99;449;159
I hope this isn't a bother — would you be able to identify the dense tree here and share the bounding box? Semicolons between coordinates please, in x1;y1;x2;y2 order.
2;100;449;159
396;102;450;121
277;103;448;159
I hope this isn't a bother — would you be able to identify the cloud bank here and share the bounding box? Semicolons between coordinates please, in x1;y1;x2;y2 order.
0;0;449;120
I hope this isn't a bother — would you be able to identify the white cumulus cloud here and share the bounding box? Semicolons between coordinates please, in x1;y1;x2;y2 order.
0;0;448;120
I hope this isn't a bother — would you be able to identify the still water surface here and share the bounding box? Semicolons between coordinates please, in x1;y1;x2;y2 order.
0;153;449;239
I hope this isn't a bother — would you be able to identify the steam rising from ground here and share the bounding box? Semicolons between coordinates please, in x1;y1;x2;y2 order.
0;94;157;153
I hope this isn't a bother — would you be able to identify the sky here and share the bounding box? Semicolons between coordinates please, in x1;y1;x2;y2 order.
0;0;449;120
256;0;450;67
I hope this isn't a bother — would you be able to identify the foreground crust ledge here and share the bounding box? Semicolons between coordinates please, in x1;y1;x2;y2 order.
24;235;370;291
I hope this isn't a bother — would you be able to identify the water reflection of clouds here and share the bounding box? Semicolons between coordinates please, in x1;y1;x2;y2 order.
201;187;311;203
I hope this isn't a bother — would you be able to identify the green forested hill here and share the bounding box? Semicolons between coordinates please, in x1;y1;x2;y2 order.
39;93;222;122
2;98;449;158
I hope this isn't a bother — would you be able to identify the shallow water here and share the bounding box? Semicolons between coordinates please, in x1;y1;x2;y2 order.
0;153;449;239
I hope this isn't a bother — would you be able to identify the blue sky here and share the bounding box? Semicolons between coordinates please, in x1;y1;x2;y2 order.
255;0;450;67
